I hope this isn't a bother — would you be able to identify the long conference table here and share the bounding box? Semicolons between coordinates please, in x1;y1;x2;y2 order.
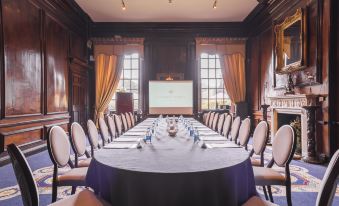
86;118;257;206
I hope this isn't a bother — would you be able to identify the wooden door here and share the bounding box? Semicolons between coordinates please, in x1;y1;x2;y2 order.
70;64;89;129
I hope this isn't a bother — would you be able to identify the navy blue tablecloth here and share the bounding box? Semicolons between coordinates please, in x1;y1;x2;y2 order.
86;119;257;206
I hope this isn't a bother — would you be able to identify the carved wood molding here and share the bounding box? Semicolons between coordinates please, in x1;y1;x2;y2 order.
92;37;145;45
269;94;320;108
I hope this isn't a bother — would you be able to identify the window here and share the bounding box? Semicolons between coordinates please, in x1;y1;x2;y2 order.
108;53;140;111
200;53;230;110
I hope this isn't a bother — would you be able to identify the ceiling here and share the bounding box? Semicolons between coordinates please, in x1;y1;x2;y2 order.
75;0;258;22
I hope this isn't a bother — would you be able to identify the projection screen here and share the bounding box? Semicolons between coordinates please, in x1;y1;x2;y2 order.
149;81;193;115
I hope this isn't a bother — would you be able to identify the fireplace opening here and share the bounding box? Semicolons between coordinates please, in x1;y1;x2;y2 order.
277;113;302;155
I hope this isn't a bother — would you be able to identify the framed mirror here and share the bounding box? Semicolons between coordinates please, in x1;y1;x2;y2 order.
275;8;307;74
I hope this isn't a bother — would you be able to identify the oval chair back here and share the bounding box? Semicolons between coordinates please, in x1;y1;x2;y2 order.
129;112;135;126
70;122;89;167
316;149;339;206
125;112;132;129
203;113;208;124
87;119;100;156
238;118;251;150
107;115;117;139
223;114;232;137
114;114;123;136
252;121;269;156
121;113;128;132
211;113;219;131
230;116;241;142
205;111;211;125
272;125;296;168
8;144;39;206
208;112;215;128
48;126;71;168
217;113;226;134
98;117;111;146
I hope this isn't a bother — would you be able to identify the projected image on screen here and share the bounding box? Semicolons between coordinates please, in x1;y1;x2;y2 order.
149;81;193;115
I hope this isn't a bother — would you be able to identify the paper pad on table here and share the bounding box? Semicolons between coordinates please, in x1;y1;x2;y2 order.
206;143;241;148
199;131;219;136
200;136;228;141
104;143;138;149
123;132;144;136
113;137;142;142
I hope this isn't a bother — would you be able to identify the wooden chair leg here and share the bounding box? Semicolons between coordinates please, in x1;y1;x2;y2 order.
71;186;76;194
267;186;274;203
263;186;269;200
286;183;292;206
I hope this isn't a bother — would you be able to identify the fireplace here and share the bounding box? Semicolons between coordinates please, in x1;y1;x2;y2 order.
269;94;321;163
277;113;302;155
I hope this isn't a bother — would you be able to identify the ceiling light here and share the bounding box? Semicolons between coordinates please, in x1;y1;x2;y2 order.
121;0;126;10
213;0;217;9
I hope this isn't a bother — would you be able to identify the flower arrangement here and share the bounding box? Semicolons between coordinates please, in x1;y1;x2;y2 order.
290;117;302;155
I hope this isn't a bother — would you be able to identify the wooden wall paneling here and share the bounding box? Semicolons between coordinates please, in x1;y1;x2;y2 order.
143;37;197;114
0;0;4;120
0;0;90;159
2;0;43;117
70;32;87;63
328;0;339;156
45;14;69;114
69;63;88;129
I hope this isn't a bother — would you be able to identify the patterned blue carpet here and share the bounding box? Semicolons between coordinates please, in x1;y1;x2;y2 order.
0;145;338;206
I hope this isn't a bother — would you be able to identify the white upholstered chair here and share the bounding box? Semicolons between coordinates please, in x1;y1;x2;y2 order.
253;125;296;206
70;122;91;168
238;117;251;150
222;114;232;137
98;117;111;146
121;113;128;132
8;144;109;206
107;115;117;139
217;113;226;134
47;126;88;202
250;121;269;167
229;116;241;142
211;113;219;131
114;114;123;136
125;112;132;129
87;119;101;157
208;112;215;128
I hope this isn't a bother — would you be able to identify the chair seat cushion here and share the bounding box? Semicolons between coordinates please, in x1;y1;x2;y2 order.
49;189;110;206
78;158;92;167
253;166;286;186
242;196;278;206
58;167;88;186
251;157;262;167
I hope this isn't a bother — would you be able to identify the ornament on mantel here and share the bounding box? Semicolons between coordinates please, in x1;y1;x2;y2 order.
284;73;295;95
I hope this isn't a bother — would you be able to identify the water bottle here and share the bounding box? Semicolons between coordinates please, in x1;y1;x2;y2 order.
194;127;200;143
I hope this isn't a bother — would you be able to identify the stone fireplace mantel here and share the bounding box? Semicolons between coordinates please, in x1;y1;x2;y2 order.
268;94;321;163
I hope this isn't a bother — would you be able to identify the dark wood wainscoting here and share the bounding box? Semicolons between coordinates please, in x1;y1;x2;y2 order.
0;0;90;163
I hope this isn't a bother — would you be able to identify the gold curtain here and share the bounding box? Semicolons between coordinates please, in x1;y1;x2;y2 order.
94;54;122;124
221;53;246;103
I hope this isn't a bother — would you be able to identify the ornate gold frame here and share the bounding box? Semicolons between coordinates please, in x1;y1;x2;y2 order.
275;8;307;74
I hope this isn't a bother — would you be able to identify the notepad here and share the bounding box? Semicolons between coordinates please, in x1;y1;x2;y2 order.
104;143;138;149
113;137;142;142
129;129;146;132
206;143;241;148
199;131;219;136
124;132;145;136
200;136;228;141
